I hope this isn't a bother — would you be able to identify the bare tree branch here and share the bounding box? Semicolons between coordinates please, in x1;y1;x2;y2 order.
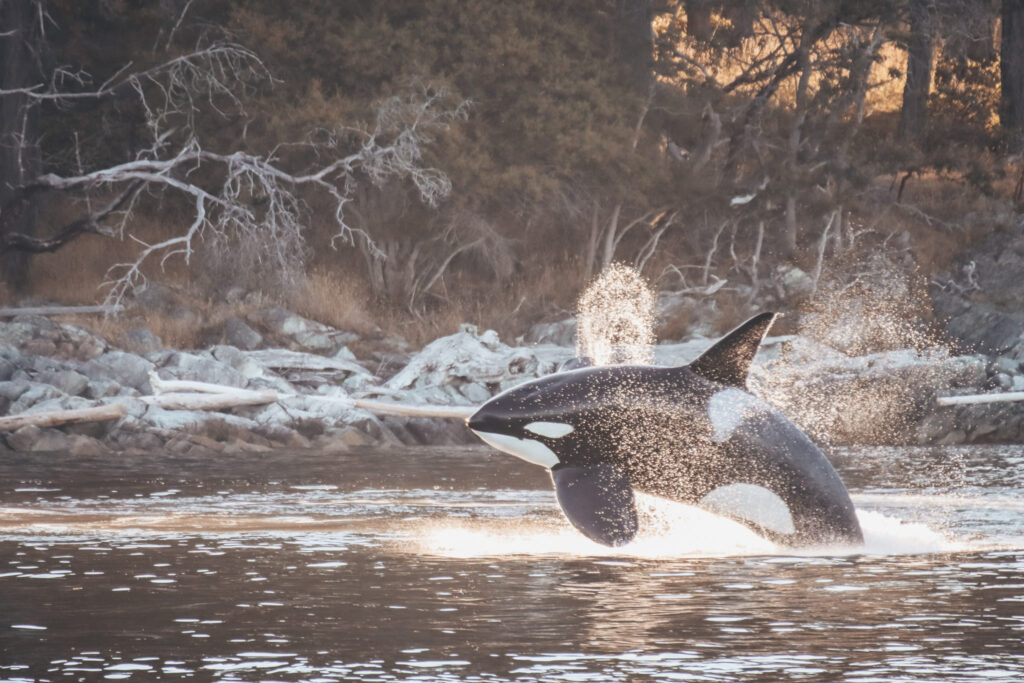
0;180;142;254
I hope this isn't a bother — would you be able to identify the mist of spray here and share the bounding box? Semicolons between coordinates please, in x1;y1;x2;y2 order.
577;263;656;366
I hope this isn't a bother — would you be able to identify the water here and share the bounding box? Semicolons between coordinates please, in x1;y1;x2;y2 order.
1;444;1023;681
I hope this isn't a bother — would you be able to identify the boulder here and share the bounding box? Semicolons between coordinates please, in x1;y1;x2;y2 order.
67;434;107;456
23;395;95;414
249;307;356;354
0;320;38;349
120;327;163;354
154;351;247;388
0;348;21;381
58;324;108;361
129;282;179;312
0;317;107;362
36;369;89;397
386;325;561;399
210;345;273;383
8;383;64;414
459;381;491;404
5;425;75;452
778;265;814;298
526;318;576;347
223;317;263;350
81;351;155;393
0;379;30;402
83;378;123;399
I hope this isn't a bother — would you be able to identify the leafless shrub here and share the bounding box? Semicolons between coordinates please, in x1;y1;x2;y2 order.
3;39;469;305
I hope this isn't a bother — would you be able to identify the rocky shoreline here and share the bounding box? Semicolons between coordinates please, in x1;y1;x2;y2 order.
1;306;1022;457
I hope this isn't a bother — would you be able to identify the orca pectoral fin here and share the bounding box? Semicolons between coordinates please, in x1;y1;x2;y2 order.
551;463;638;547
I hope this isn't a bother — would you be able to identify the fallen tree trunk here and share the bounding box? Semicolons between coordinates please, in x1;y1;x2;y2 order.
0;403;125;431
937;391;1024;406
150;374;477;419
348;398;476;420
0;383;476;436
0;305;123;318
142;390;279;411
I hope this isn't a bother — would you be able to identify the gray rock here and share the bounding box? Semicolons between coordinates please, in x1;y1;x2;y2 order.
59;324;108;360
84;378;123;399
101;396;146;419
251;307;354;354
155;351;247;388
527;318;576;347
130;282;179;312
121;327;163;354
459;381;491;404
25;396;94;414
37;369;90;397
915;412;955;444
0;379;30;401
943;355;988;388
9;383;64;414
67;434;107;456
254;307;315;336
224;317;262;350
992;356;1021;376
334;346;358;362
5;425;42;451
779;265;814;298
21;337;57;357
0;356;15;382
140;405;258;433
81;351;155;393
995;372;1014;390
11;314;60;336
210;345;267;381
5;425;74;452
0;321;37;349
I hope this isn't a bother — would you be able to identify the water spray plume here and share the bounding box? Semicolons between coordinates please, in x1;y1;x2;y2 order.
577;263;656;366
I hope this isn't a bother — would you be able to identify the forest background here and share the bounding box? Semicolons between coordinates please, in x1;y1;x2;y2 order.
1;0;1020;348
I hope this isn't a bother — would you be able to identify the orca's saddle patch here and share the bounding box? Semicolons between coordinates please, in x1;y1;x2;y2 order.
551;463;638;546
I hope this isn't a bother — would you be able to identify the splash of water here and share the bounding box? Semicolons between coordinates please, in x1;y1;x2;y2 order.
577;263;656;366
412;494;969;559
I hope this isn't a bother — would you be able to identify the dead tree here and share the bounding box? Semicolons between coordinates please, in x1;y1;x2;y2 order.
0;14;469;306
0;0;44;289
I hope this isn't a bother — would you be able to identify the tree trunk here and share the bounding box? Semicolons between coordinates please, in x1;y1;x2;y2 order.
614;0;653;95
1002;0;1024;152
0;0;43;291
898;0;933;142
685;0;714;42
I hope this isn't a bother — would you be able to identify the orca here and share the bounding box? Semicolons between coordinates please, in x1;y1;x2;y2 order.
467;312;863;548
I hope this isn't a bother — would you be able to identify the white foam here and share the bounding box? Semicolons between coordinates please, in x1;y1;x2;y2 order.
412;495;981;559
856;509;959;555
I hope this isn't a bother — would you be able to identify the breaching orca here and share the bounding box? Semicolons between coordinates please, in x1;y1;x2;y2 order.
467;313;863;548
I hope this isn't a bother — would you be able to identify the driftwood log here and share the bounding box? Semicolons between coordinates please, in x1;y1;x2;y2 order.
0;371;478;433
0;403;125;431
936;391;1024;406
0;305;123;318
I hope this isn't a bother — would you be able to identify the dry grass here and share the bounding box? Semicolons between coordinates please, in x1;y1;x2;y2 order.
288;269;379;336
3;165;1013;355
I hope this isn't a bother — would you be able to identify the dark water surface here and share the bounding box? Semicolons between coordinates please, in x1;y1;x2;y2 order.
1;444;1023;682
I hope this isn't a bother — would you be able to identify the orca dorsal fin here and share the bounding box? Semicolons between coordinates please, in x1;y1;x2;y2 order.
687;312;778;389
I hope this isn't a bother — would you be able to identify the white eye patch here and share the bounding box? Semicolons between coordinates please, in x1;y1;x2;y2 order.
524;421;575;438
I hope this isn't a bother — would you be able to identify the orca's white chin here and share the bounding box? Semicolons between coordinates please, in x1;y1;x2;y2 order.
471;430;560;468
